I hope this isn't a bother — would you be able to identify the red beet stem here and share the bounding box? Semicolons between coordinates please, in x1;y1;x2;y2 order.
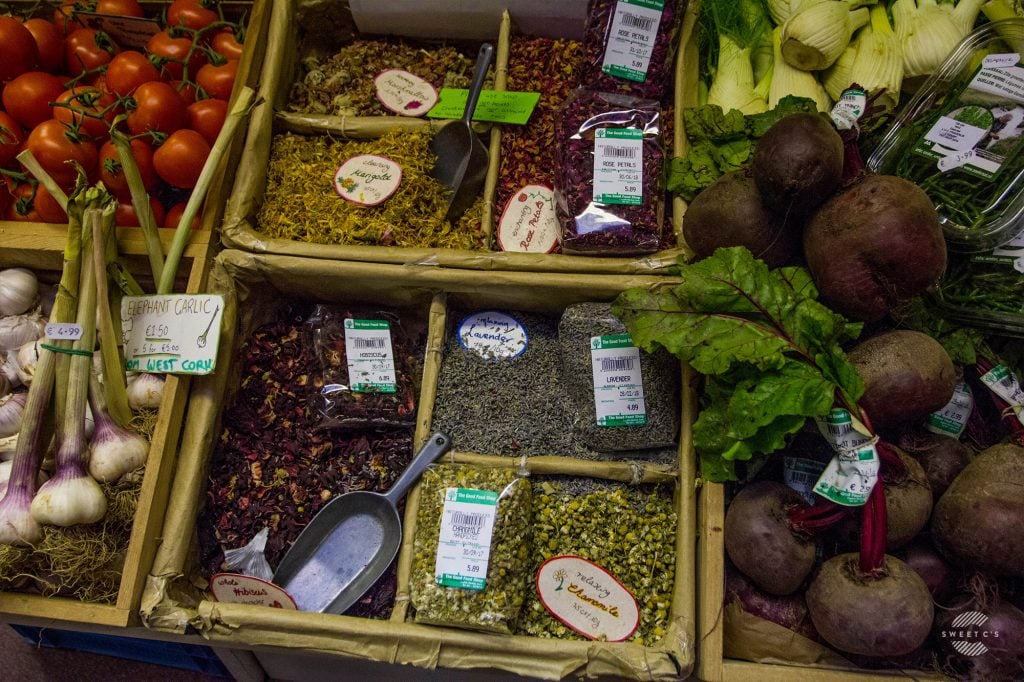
788;499;851;535
877;439;907;481
859;479;888;575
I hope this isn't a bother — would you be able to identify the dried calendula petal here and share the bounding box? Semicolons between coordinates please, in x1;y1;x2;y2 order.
411;464;532;634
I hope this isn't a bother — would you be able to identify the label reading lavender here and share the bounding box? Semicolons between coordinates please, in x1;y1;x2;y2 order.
457;311;528;360
374;69;438;117
812;408;880;506
343;319;396;393
593;128;643;205
602;0;664;82
536;555;640;641
435;488;498;591
334;155;402;206
590;334;646;427
497;184;559;253
927;381;973;437
980;364;1024;426
210;573;298;610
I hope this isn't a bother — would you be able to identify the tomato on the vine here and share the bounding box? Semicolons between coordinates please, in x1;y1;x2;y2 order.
146;29;206;81
53;86;119;139
196;59;237;101
0;17;40;83
98;137;158;200
169;80;198;106
3;71;66;129
186;98;227;145
7;182;67;223
105;50;161;97
25;118;99;189
96;0;144;17
22;18;64;73
53;0;88;36
116;196;165;228
211;29;244;61
64;28;118;77
127;80;188;136
164;201;202;229
153;128;209;188
167;0;219;32
0;112;24;167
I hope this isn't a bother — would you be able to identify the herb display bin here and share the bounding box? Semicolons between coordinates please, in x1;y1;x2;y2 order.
0;227;213;628
142;249;696;680
219;0;695;274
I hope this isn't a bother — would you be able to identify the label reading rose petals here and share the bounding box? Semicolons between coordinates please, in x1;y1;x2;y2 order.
497;184;559;253
536;555;640;641
333;155;402;206
210;573;298;610
374;69;438;118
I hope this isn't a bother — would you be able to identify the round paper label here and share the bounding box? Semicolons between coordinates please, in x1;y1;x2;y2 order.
210;573;298;610
457;311;528;360
374;69;438;117
536;556;640;642
333;154;402;206
497;184;559;253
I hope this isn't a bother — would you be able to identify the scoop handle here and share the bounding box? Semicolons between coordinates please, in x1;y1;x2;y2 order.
462;43;494;125
383;432;452;505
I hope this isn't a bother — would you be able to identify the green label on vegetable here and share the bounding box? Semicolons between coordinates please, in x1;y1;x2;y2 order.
980;364;1024;426
812;409;879;506
426;89;541;125
593;129;643;205
435;487;499;591
343;318;397;393
927;381;973;438
591;334;647;427
601;0;664;82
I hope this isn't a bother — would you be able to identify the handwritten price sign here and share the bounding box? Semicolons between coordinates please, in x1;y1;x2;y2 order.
45;323;83;341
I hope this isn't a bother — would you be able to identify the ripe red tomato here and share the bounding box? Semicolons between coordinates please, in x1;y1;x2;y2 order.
164;201;202;229
105;50;160;97
116;196;165;227
153;128;209;188
25;118;98;189
169;79;198;106
211;29;244;61
127;80;187;136
0;17;40;83
64;28;117;77
0;112;24;167
167;0;218;31
186;98;227;145
146;29;206;81
53;0;89;36
98;137;158;200
2;71;66;129
96;0;144;17
53;86;119;139
196;59;238;101
7;182;67;223
22;18;64;73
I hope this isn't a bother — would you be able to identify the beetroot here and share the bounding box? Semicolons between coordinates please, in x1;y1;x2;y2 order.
724;482;816;596
882;448;933;550
936;594;1024;681
803;174;946;322
897;428;971;498
752;112;843;218
725;562;819;641
932;443;1024;577
899;540;957;600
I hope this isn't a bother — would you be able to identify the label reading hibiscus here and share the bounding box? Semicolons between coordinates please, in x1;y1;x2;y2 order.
374;69;438;117
333;155;402;206
343;319;397;393
980;363;1024;426
496;184;559;253
927;381;974;438
593;128;643;205
435;488;498;591
601;0;664;82
812;408;880;506
210;574;298;610
591;334;646;427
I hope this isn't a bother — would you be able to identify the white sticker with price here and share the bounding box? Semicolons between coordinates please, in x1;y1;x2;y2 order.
434;487;498;591
45;322;83;341
811;408;880;506
980;364;1024;426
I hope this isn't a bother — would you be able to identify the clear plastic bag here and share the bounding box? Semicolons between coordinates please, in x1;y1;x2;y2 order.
410;464;532;634
554;89;664;256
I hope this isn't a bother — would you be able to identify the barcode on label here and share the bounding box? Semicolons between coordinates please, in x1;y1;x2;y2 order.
450;511;486;528
787;471;819;485
996;374;1016;390
622;12;654;31
824;421;851;437
353;337;386;348
601;357;635;372
602;145;638;159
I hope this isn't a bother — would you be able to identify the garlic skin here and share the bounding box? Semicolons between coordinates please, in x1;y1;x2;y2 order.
0;350;21;390
126;373;165;410
14;341;39;386
0;391;27;438
0;312;46;352
0;268;39;317
0;460;48;489
30;474;107;527
88;428;149;483
0;497;42;545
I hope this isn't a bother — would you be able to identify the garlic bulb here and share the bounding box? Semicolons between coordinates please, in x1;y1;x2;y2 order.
126;372;165;410
0;350;21;390
15;341;39;386
0;391;27;438
0;311;46;352
0;268;38;317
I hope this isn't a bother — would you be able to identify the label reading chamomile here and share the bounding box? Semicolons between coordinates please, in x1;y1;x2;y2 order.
980;364;1024;426
591;334;646;427
435;487;499;591
593;128;643;205
334;154;402;206
536;556;640;642
457;311;528;360
374;69;438;117
927;381;973;438
602;0;664;82
343;319;397;393
812;408;880;506
496;184;559;253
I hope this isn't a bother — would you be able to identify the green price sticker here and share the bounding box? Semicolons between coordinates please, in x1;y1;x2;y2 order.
427;89;541;125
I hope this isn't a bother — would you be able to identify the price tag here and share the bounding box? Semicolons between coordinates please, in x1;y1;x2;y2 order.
333;155;402;206
983;53;1021;69
496;184;559;253
457;311;528;360
210;573;297;610
938;148;976;172
784;456;828;504
590;334;646;427
811;408;880;506
426;89;541;125
927;381;973;438
343;319;397;393
980;364;1024;426
374;69;437;117
593;128;643;206
830;88;866;131
536;556;640;642
120;295;223;375
45;322;82;341
435;487;498;591
601;0;664;83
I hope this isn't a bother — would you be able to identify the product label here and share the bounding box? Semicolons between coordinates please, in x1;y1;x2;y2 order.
334;154;402;206
374;69;438;117
992;225;1024;272
913;56;1024;180
76;12;160;50
830;88;867;131
784;456;828;505
593;128;643;205
927;381;974;438
435;487;499;591
590;334;646;427
121;295;223;375
980;363;1024;426
601;0;664;82
210;574;298;610
457;311;528;360
426;89;541;125
812;408;880;506
45;322;82;341
343;319;397;393
496;184;559;253
536;555;640;641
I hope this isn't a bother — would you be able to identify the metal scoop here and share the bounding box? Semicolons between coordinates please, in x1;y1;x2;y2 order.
272;432;452;614
430;43;494;223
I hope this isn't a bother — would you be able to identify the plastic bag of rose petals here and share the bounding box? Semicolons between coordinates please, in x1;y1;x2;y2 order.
554;88;664;256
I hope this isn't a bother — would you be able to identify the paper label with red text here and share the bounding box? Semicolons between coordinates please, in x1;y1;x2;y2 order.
497;185;559;253
210;574;297;609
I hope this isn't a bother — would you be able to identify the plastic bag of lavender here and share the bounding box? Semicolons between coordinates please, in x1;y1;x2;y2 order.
554;89;664;256
558;302;679;451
